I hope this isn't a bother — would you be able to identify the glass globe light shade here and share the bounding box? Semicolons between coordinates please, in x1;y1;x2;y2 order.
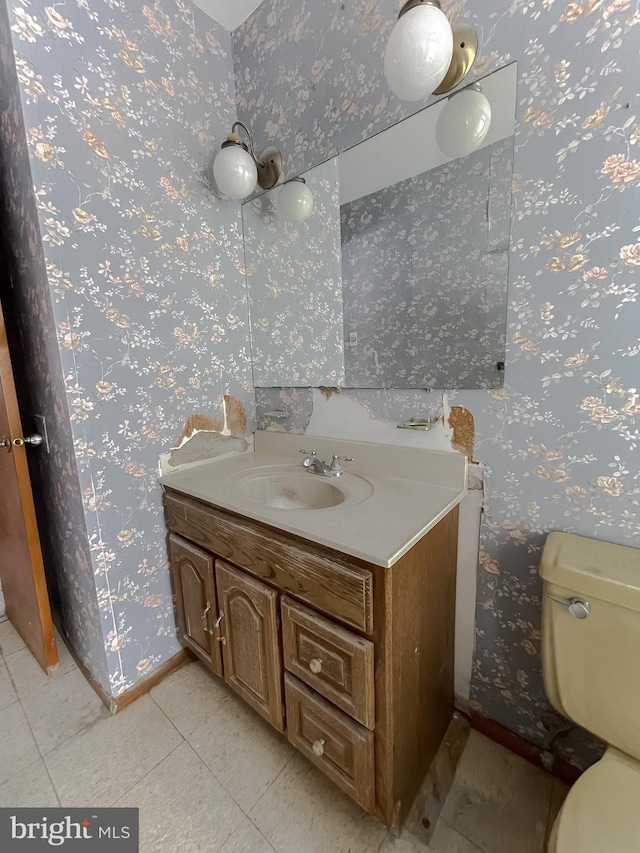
436;86;492;158
384;4;454;102
213;144;257;199
278;179;314;223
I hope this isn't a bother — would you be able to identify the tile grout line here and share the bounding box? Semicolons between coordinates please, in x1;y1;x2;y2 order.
42;692;184;808
436;816;487;853
147;674;298;828
14;689;62;806
106;739;186;808
241;748;297;820
147;685;246;802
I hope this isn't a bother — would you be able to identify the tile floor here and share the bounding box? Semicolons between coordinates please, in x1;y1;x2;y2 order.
0;620;568;852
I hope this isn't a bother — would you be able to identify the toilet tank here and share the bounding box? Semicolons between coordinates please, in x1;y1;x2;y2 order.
541;532;640;762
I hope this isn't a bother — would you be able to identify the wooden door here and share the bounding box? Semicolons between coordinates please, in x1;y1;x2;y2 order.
0;301;57;672
169;534;222;676
215;559;284;731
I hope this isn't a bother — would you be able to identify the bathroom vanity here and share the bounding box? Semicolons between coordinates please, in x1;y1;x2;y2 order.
161;432;466;827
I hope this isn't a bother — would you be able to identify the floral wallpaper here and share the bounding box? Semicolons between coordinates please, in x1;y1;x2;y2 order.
235;0;640;768
0;3;108;688
6;0;253;697
242;157;345;387
342;138;513;389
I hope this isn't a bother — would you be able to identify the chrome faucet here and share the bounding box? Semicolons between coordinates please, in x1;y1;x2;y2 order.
299;450;353;478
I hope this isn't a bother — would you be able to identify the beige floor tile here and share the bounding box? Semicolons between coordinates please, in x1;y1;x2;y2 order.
45;695;183;807
150;660;232;738
0;620;26;656
0;758;59;807
441;731;552;853
22;667;109;754
219;821;276;853
188;694;294;812
4;632;77;700
114;741;244;852
381;821;482;852
5;647;50;699
0;657;18;710
249;753;387;853
0;703;40;786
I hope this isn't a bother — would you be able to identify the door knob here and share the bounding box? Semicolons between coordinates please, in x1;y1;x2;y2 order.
13;434;44;448
0;435;11;452
309;658;323;674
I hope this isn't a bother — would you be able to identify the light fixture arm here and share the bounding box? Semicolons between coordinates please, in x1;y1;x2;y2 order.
230;121;262;167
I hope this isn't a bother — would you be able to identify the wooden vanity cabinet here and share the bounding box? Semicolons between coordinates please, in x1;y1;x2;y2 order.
169;534;222;677
215;559;285;732
165;488;459;829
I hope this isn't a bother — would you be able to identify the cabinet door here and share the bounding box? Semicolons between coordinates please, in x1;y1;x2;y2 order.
169;534;222;676
215;559;284;732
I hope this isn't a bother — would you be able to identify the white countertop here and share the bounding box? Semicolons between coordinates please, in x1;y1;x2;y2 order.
159;431;467;568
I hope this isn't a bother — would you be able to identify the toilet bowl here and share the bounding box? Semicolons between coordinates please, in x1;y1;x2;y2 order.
540;532;640;853
547;748;640;852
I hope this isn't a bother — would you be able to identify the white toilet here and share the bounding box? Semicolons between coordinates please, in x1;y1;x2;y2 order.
540;531;640;851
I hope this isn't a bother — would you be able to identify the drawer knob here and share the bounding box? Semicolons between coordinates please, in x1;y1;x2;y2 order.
312;738;326;757
309;658;323;674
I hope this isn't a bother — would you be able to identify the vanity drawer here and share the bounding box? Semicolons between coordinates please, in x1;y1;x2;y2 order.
164;492;373;634
284;673;375;812
282;597;375;729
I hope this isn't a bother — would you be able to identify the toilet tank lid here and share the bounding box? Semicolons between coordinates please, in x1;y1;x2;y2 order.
540;532;640;613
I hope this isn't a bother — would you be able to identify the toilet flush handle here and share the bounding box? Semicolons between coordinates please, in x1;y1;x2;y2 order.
548;595;591;620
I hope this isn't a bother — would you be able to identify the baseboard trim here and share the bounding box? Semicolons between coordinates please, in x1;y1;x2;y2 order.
109;649;193;713
468;710;583;786
61;632;192;714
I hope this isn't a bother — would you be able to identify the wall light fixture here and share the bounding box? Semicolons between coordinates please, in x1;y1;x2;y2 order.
212;121;282;200
384;1;478;102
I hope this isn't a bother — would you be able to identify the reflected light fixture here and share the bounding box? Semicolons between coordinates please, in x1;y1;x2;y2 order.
278;177;314;223
212;121;282;200
384;1;478;102
436;83;492;158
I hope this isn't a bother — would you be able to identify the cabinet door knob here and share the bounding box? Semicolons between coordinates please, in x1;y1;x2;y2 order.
309;658;323;674
312;738;326;757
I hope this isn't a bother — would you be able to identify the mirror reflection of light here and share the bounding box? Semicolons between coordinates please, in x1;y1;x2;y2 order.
436;84;492;159
278;178;314;223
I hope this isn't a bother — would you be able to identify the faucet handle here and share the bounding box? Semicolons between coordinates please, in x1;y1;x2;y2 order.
330;454;353;470
299;449;316;456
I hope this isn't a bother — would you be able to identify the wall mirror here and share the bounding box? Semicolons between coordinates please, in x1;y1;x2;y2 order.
241;63;517;389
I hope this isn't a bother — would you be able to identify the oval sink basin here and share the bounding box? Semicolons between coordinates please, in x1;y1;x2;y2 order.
223;465;373;511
